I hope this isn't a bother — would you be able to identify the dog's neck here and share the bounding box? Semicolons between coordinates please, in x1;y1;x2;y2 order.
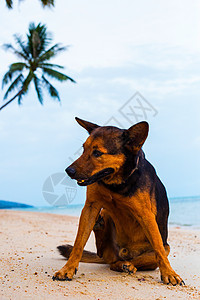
125;155;139;182
100;152;141;189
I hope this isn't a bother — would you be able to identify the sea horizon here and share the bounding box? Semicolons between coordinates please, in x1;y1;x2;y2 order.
1;195;200;229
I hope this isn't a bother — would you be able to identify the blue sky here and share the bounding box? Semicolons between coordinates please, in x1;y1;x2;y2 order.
0;0;200;206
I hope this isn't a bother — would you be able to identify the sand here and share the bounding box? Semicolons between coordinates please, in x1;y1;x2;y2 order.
0;210;200;300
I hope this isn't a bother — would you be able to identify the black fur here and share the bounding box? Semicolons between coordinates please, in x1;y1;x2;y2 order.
99;148;169;246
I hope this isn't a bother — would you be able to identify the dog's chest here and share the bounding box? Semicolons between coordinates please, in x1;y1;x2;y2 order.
98;188;147;246
103;195;140;229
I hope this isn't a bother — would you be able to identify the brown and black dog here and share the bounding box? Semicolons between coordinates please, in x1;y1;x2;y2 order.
53;117;184;285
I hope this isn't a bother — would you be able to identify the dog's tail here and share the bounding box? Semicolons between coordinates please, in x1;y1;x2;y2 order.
57;244;105;264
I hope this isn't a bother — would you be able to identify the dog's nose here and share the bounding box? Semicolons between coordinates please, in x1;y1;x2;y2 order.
65;167;76;177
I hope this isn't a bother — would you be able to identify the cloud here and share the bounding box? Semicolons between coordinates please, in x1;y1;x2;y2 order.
1;0;200;72
110;75;200;97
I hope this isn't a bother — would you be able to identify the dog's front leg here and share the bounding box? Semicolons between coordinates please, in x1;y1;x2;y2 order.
53;201;101;281
131;192;184;285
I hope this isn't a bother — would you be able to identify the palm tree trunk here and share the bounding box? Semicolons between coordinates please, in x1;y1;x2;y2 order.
0;90;23;111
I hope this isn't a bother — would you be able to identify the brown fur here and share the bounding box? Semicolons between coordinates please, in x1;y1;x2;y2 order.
53;118;184;286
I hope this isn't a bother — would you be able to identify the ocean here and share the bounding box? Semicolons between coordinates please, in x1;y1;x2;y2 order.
5;196;200;229
169;196;200;228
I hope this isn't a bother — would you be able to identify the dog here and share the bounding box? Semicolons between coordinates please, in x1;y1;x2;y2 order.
52;117;184;286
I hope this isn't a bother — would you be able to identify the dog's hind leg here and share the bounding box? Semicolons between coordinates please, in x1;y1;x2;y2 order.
93;210;120;264
109;245;170;274
131;244;170;271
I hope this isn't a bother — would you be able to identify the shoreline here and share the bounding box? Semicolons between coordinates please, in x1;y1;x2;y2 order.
0;210;200;299
4;206;200;231
4;206;200;230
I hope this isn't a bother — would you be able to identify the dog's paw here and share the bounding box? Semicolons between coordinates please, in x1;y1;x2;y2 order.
161;269;185;286
52;266;77;281
110;261;137;275
122;263;137;274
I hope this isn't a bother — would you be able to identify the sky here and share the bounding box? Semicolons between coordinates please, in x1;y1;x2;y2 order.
0;0;200;206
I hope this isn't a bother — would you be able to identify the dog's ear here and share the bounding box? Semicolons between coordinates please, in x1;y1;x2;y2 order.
125;121;149;152
75;117;100;134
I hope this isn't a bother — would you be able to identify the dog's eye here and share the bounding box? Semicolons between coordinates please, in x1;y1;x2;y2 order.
93;150;103;158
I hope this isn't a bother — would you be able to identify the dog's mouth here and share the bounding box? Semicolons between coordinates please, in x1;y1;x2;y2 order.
77;168;114;186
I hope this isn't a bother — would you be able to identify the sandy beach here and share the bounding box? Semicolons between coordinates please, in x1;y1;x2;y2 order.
0;210;200;299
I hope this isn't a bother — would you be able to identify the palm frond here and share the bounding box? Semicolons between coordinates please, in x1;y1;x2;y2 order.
18;92;23;105
17;90;25;104
38;44;67;62
13;34;30;59
22;71;34;93
42;67;76;83
16;71;33;105
3;43;28;60
10;62;28;72
33;75;43;104
2;71;13;88
2;63;27;88
3;74;24;100
40;0;54;7
42;75;60;101
5;0;54;9
38;62;64;69
27;23;52;58
5;0;13;8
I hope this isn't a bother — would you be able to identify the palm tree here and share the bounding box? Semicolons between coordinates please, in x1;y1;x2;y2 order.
5;0;54;9
1;23;75;111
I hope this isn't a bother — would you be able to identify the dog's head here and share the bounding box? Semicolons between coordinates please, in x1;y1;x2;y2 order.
66;117;149;186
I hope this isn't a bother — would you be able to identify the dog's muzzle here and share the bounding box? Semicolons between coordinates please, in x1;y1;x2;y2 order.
65;167;76;178
75;168;114;186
